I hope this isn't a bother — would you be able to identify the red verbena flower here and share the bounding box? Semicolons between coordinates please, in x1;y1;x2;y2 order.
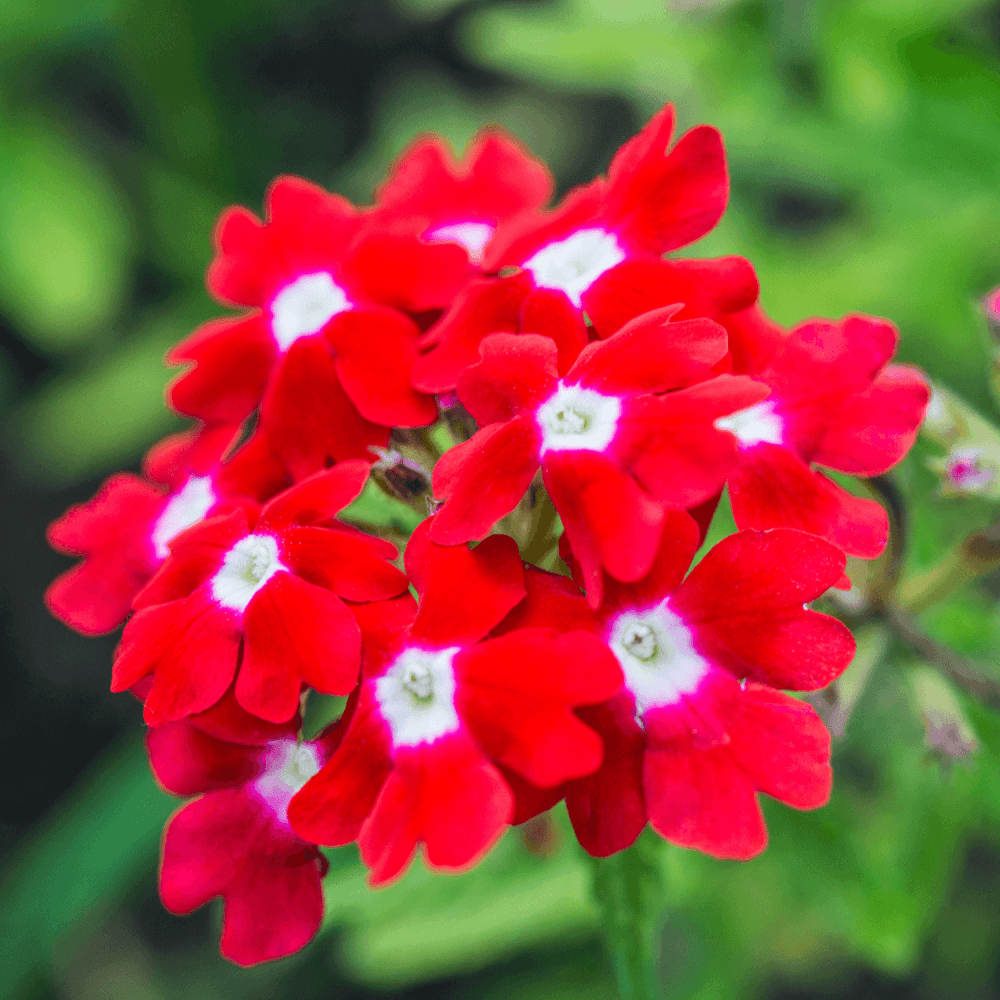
501;512;855;858
430;314;767;603
412;103;758;392
287;519;622;885
112;461;408;725
147;692;337;966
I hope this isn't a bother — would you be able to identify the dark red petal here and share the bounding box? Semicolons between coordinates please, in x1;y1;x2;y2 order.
727;685;832;810
543;450;664;605
431;416;542;545
184;687;301;746
501;766;565;824
326;307;437;427
259;461;370;530
671;528;855;691
583;256;758;340
567;311;727;395
519;289;589;374
214;432;291;503
288;688;393;846
259;337;389;479
456;332;559;426
146;721;259;796
812;363;929;476
720;304;787;375
282;526;408;601
407;519;525;645
167;315;276;424
644;744;767;860
727;443;889;559
412;273;534;394
239;573;362;721
493;565;594;635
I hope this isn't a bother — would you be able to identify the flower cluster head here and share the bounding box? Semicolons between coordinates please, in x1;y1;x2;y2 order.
46;103;929;966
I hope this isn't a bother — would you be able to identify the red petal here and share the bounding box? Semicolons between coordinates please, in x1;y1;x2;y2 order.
671;528;855;691
430;416;542;545
142;424;238;487
259;461;370;530
519;289;589;373
146;721;259;796
728;443;889;558
407;520;526;645
493;566;595;635
720;303;787;375
239;573;362;721
206;207;267;306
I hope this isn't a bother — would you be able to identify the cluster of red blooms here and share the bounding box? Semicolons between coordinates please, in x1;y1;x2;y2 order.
46;104;929;966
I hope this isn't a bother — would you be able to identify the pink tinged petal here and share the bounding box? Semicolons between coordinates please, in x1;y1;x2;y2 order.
412;272;535;393
259;337;389;479
582;256;759;340
325;306;437;427
407;521;526;644
812;363;929;476
644;744;767;860
457;332;560;426
146;721;260;796
671;527;856;691
565;694;647;857
259;460;370;530
430;417;542;545
239;574;362;722
114;593;241;725
604;114;728;255
728;443;889;558
167;315;276;424
544;450;664;605
456;629;622;787
288;690;394;846
567;310;728;395
726;685;832;811
519;289;590;373
282;525;407;600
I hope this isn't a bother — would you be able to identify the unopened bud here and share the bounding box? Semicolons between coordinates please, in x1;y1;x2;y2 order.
369;447;431;502
909;665;977;762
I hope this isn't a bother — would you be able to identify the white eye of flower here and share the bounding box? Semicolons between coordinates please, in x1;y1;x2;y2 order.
607;603;708;718
536;381;622;455
254;738;322;825
270;272;352;351
151;476;216;560
375;647;461;747
523;228;626;307
714;400;784;448
425;221;495;263
211;533;287;613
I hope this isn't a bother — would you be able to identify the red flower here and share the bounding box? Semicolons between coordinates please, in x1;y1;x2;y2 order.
168;177;469;478
718;314;929;559
147;692;338;966
287;519;622;885
373;129;553;265
111;461;408;726
430;316;767;604
501;513;855;859
45;425;287;636
412;103;758;392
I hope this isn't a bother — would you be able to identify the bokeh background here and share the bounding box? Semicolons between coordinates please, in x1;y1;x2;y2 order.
5;0;1000;997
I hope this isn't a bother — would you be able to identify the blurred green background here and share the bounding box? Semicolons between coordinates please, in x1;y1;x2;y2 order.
6;0;1000;997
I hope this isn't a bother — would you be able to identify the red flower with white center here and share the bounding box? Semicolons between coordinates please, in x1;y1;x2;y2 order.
147;694;339;966
374;129;553;266
430;314;768;604
167;176;469;478
500;512;855;859
111;461;409;726
717;314;929;559
286;519;622;885
411;103;759;392
45;425;288;637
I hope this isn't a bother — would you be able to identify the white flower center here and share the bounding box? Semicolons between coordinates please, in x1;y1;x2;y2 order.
211;533;287;613
425;221;495;263
375;646;461;748
253;738;322;825
523;227;626;307
607;603;709;719
714;400;784;448
270;272;352;351
536;381;622;454
150;476;216;560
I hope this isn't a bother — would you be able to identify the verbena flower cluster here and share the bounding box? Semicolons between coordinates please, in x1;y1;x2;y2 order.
46;104;929;966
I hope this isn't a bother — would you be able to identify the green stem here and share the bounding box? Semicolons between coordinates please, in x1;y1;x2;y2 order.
588;837;663;1000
